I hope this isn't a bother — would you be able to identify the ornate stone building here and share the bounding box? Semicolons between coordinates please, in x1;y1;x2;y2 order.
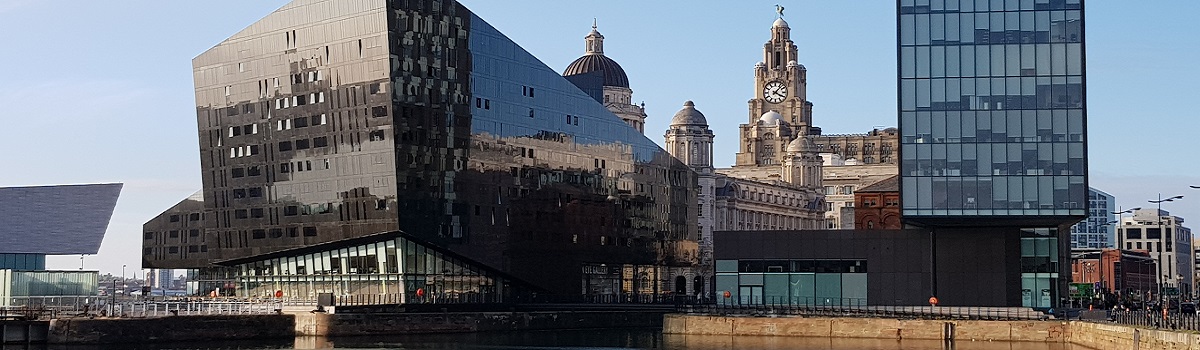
563;22;649;134
665;99;824;297
718;14;898;230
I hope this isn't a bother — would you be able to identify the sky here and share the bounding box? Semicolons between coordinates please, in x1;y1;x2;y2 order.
1;1;1198;276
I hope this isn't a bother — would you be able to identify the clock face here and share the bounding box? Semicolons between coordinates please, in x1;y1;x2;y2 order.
764;81;787;103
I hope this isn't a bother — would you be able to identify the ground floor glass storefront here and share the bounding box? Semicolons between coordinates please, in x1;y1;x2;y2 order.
715;259;868;306
190;233;524;304
1021;227;1062;308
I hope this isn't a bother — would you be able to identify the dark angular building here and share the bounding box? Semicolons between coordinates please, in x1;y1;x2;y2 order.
898;0;1086;307
144;0;698;301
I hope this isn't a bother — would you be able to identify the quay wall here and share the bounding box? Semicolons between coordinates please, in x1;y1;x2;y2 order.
662;314;1066;342
665;314;1200;350
295;310;665;336
47;315;294;344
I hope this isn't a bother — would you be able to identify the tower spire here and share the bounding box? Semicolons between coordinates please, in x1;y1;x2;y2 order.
585;19;604;55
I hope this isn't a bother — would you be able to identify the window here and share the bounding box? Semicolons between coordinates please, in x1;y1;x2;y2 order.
231;168;245;178
247;166;262;176
234;209;248;219
278;141;293;151
284;206;299;216
295;139;310;149
313;136;328;148
252;229;266;239
293;117;309;128
303;226;317;236
250;208;264;218
169;215;179;222
369;130;386;141
280;162;291;173
372;106;388;117
248;187;263;197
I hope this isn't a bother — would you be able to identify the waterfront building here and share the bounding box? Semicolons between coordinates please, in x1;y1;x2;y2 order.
0;184;122;306
144;0;699;302
713;15;896;230
563;23;648;134
663;100;825;297
1069;187;1115;249
898;0;1087;307
1118;209;1193;298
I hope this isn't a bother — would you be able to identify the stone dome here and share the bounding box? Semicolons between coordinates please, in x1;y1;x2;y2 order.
773;18;789;28
670;101;708;126
787;135;819;154
563;54;629;88
758;110;785;126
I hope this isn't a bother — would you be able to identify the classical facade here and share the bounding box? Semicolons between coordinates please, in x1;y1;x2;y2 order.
664;100;824;297
563;22;648;134
719;15;898;228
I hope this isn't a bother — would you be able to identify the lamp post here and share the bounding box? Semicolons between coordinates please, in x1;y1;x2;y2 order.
1113;207;1141;251
1148;194;1183;303
121;264;127;296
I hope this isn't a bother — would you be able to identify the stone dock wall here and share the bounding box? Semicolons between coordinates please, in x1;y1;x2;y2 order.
295;310;665;336
36;311;665;344
665;314;1200;349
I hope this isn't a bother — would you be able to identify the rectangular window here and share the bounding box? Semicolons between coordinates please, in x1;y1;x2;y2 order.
313;136;328;148
303;226;318;236
293;117;309;128
295;139;310;149
278;141;293;151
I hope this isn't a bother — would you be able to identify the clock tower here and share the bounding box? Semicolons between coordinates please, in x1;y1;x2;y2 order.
734;14;815;168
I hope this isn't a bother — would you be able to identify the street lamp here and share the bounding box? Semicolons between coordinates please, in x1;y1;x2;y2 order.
1113;207;1141;251
1148;194;1183;302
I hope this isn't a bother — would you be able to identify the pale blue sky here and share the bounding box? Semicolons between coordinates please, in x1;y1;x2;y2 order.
1;1;1197;275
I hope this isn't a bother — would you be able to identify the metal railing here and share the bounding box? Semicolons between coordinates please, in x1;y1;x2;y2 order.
677;297;1050;321
1104;310;1200;331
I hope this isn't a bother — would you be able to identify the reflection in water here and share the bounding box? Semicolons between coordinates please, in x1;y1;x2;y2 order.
1;329;1095;350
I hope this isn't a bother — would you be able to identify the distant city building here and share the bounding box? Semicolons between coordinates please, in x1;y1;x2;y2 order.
0;184;122;306
1118;209;1194;297
1070;249;1156;299
898;0;1087;308
144;0;700;301
854;175;901;230
1070;188;1115;249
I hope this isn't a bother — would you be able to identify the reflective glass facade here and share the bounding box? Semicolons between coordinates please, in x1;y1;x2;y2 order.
147;0;697;298
0;270;98;306
0;254;45;271
898;0;1087;221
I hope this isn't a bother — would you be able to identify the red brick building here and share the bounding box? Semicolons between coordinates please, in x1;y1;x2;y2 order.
1071;249;1157;299
853;175;900;230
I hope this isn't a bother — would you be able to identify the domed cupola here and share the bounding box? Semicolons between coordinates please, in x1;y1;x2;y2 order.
563;21;630;88
758;110;785;126
671;101;708;126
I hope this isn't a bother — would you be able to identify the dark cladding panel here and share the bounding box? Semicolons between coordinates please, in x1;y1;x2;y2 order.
0;184;121;255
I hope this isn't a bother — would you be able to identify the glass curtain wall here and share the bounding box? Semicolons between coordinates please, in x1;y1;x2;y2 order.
898;0;1086;218
225;235;509;304
715;259;867;306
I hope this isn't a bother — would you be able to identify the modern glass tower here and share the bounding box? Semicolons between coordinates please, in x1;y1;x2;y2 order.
145;0;699;301
898;0;1086;307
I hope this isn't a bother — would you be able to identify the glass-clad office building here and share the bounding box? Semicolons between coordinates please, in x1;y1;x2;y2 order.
145;0;698;301
898;0;1087;308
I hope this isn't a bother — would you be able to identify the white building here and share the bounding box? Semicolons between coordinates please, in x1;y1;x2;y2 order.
1120;209;1193;297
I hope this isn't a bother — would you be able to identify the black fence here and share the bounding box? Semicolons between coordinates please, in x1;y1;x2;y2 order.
676;297;1048;321
1108;310;1200;331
